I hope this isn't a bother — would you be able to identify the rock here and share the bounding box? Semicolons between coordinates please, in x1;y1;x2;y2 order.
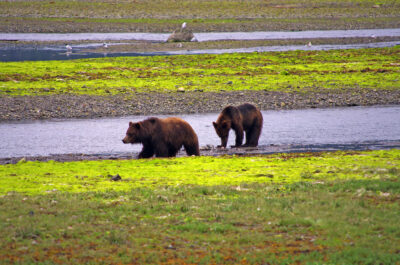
177;87;185;93
109;174;121;181
201;144;214;151
167;28;195;43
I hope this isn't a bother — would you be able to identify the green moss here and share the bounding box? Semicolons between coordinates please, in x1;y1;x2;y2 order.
1;150;399;196
1;47;399;96
0;152;399;263
0;150;399;263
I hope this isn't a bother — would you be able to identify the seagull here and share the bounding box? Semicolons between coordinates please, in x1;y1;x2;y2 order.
306;41;312;47
103;42;108;48
65;44;72;51
181;22;187;29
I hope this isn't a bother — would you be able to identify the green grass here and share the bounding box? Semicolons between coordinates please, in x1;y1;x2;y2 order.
1;0;399;21
1;0;399;32
0;150;399;264
1;46;399;96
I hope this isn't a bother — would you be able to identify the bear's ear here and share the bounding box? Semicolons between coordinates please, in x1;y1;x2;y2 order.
134;123;141;129
221;121;228;129
129;121;133;126
149;118;157;124
212;122;217;128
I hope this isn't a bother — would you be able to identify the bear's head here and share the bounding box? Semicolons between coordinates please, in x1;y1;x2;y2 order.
122;121;146;144
122;118;158;144
212;120;231;148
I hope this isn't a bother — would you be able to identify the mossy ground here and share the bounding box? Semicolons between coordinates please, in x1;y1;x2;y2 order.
0;150;399;264
1;46;399;96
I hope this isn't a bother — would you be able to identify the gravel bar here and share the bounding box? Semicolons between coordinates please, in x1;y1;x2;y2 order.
1;90;399;121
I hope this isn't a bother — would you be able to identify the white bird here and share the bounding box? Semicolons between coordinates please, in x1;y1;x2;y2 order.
177;43;183;48
306;41;312;47
65;44;72;51
103;42;108;48
370;34;377;39
181;22;187;29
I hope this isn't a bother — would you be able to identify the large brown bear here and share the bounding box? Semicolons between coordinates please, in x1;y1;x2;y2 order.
213;103;263;148
122;117;200;158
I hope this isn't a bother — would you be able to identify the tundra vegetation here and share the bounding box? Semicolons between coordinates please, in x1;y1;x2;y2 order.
1;0;400;32
1;46;399;96
0;150;399;264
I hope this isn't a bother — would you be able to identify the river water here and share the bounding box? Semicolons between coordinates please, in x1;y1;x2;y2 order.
2;28;400;42
0;105;399;159
1;41;399;62
1;28;400;61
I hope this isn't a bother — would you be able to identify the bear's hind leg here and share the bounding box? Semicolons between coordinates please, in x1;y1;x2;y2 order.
245;125;262;147
168;145;180;157
184;142;200;156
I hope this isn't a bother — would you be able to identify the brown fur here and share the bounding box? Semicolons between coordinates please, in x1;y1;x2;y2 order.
213;103;263;148
122;117;200;158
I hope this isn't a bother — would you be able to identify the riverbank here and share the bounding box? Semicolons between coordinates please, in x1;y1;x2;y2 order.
1;89;400;121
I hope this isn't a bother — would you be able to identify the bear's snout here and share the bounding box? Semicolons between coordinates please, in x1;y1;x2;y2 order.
122;136;129;144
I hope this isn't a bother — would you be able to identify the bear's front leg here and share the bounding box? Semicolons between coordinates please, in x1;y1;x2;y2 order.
231;126;244;148
138;144;154;159
217;136;228;148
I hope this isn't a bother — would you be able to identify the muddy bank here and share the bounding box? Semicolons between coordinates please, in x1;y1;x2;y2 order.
2;140;399;165
1;90;399;121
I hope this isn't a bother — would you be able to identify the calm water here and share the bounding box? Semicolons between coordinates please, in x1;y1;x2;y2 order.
1;41;399;62
1;28;399;61
0;105;399;158
2;29;400;42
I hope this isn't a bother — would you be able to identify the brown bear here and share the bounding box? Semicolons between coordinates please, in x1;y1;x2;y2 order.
122;117;200;158
213;103;263;148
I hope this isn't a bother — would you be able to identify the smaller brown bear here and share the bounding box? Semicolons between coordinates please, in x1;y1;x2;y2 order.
213;103;263;148
122;117;200;158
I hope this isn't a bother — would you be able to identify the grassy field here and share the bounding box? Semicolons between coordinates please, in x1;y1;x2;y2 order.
0;150;399;264
1;0;400;32
1;46;399;96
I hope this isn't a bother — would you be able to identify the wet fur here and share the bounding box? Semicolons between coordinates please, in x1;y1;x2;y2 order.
123;117;200;158
213;103;263;148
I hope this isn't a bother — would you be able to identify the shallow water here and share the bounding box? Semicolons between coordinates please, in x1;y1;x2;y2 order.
1;105;399;158
1;28;400;61
1;41;399;62
2;28;400;42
